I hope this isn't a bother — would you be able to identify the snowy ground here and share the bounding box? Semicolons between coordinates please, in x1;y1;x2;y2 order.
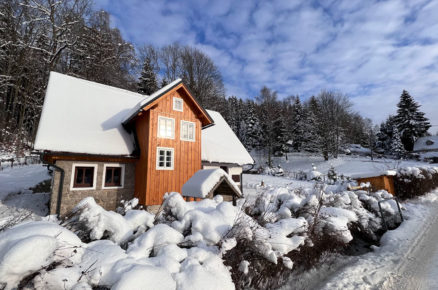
0;164;51;227
321;191;438;290
253;152;425;177
0;156;437;289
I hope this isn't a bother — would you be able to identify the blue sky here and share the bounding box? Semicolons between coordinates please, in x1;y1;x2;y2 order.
95;0;438;131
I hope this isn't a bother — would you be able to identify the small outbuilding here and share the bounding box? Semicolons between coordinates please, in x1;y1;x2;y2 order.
350;170;397;194
182;169;242;204
413;136;438;163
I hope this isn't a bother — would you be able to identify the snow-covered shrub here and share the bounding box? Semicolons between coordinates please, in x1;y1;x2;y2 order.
63;197;154;245
327;166;338;184
0;222;83;289
395;166;438;200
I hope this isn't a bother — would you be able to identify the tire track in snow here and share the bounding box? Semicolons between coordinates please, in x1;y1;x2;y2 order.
382;202;438;290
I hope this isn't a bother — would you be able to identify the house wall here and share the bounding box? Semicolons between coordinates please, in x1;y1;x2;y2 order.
135;88;203;205
50;160;135;216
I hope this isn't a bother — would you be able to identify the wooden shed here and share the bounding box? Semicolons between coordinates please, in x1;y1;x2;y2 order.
181;169;242;204
352;170;397;195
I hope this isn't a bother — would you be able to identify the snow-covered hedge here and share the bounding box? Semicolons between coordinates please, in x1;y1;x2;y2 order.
394;166;438;200
0;187;403;290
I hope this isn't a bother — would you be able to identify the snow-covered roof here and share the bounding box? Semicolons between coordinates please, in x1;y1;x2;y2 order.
349;170;397;179
202;110;254;165
182;169;241;198
122;78;183;125
34;72;143;156
414;136;438;152
35;73;252;162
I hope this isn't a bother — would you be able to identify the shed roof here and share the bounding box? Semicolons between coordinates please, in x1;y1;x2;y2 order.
181;168;241;198
414;136;438;152
202;110;254;166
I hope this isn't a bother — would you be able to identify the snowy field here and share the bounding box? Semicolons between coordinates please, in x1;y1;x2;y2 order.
252;152;425;177
0;164;51;228
0;156;437;289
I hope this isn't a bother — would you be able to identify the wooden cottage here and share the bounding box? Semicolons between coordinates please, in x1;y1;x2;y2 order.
351;170;397;194
34;72;253;216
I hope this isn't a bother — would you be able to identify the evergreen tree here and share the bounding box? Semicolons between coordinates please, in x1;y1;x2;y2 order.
243;102;263;151
138;57;158;95
301;106;321;152
376;115;396;154
273;115;288;157
290;97;305;151
160;78;168;88
390;126;406;159
394;90;431;151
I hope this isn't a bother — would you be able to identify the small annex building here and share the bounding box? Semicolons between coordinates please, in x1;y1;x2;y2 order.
413;136;438;163
350;170;397;194
201;110;253;191
182;168;242;205
34;72;254;216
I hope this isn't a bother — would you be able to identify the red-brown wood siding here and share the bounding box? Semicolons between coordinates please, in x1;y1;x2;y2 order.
135;88;203;205
134;111;150;205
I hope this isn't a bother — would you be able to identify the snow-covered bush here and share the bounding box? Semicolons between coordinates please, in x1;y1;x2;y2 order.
395;166;438;200
0;187;407;290
63;197;154;245
0;222;83;289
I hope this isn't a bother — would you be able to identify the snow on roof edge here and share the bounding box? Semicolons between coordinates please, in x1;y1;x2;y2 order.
182;168;241;198
201;110;254;166
349;170;397;179
122;78;182;125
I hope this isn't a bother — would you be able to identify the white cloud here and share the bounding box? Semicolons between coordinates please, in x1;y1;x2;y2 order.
94;0;438;129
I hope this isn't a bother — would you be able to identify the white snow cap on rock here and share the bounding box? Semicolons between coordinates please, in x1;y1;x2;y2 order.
182;168;241;198
34;72;143;155
202;110;254;165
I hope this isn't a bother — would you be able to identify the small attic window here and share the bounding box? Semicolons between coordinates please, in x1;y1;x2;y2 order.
426;140;434;146
173;97;183;112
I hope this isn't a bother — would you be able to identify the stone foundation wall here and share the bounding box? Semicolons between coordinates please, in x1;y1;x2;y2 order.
50;160;135;216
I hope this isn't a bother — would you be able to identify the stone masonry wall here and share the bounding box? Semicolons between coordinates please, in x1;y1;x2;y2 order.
50;160;135;216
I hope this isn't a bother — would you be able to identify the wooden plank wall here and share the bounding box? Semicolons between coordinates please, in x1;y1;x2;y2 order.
135;88;202;205
134;111;150;205
357;176;395;195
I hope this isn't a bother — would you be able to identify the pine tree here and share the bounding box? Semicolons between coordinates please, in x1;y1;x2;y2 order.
273;115;288;157
160;78;168;88
394;90;431;151
290;97;305;151
138;57;158;95
301;107;321;152
244;103;263;151
390;126;406;159
376;115;396;154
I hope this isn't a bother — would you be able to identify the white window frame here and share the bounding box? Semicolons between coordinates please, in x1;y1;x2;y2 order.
180;120;196;142
102;163;125;189
70;163;98;191
157;116;175;139
173;97;183;112
156;147;174;170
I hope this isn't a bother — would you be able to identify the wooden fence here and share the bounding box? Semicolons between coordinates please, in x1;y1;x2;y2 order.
0;155;41;170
